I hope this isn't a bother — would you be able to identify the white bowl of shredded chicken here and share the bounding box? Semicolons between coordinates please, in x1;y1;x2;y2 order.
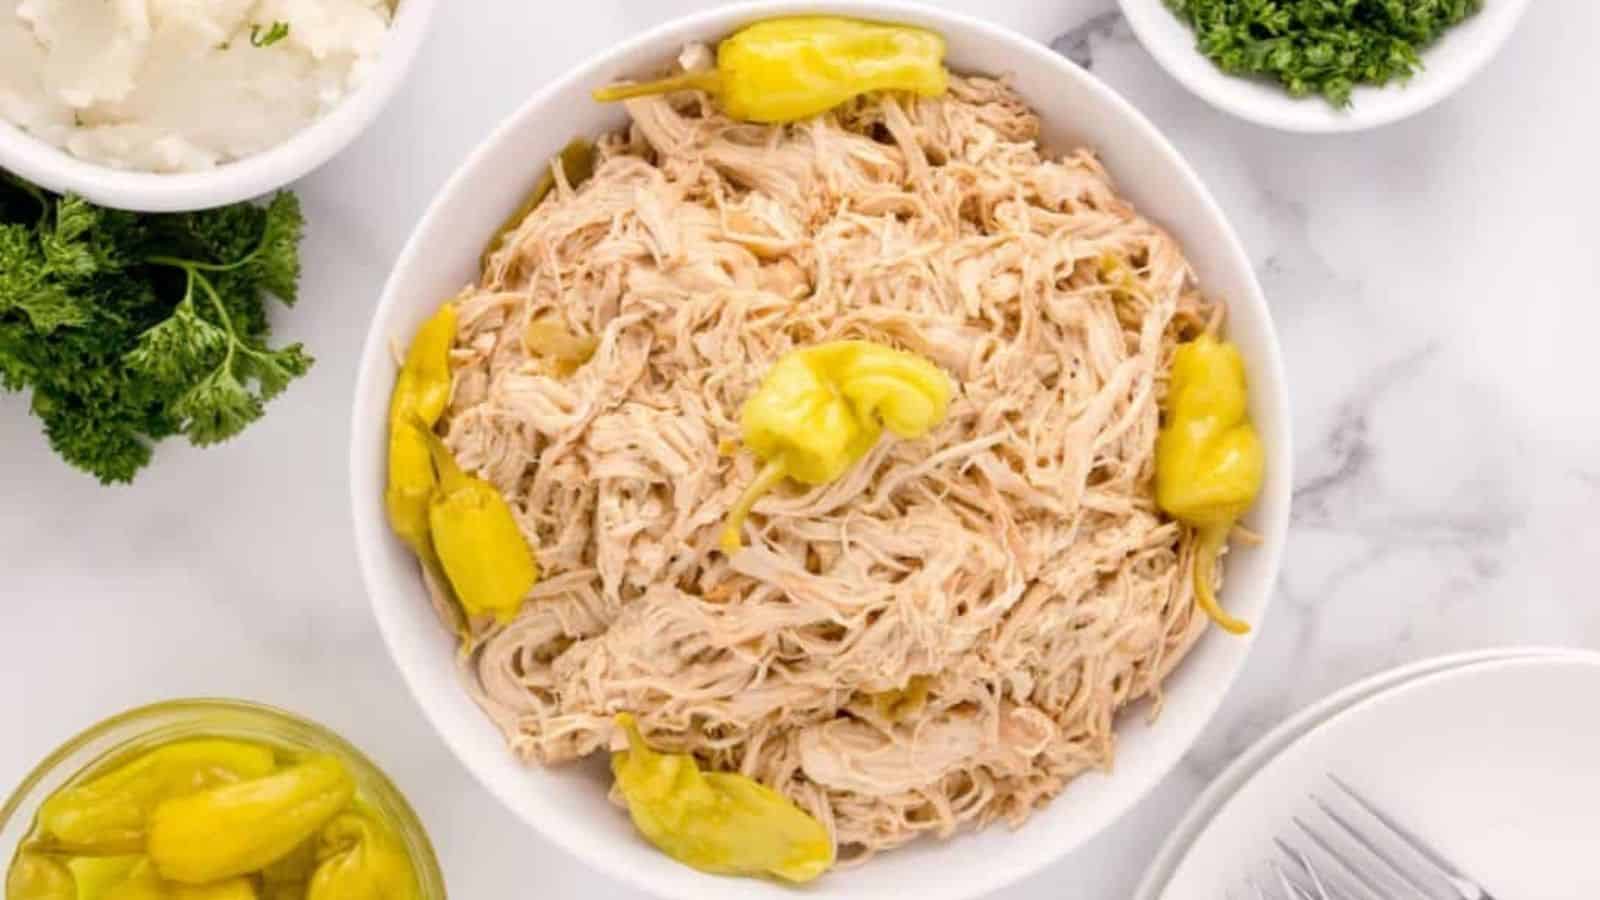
351;2;1291;898
0;0;435;211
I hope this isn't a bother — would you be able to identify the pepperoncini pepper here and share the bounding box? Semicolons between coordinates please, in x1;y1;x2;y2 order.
522;317;597;378
593;17;949;124
6;854;74;900
37;740;277;855
257;838;316;890
870;675;932;723
68;856;142;899
721;340;951;553
304;813;418;900
1155;334;1265;635
101;861;255;900
385;303;458;566
419;427;539;624
610;715;833;882
146;756;354;885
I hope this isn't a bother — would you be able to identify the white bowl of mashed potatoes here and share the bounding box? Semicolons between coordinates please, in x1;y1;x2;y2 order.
0;0;435;211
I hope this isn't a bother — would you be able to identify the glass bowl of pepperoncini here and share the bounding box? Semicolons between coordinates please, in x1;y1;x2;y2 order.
1;700;446;900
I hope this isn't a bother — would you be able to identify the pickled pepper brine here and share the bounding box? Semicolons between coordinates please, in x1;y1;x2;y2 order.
5;738;422;900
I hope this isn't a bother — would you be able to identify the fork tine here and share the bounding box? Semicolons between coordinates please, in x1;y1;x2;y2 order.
1267;860;1302;899
1280;837;1382;900
1276;864;1319;900
1275;838;1336;900
1311;794;1439;898
1292;815;1397;900
1328;775;1471;881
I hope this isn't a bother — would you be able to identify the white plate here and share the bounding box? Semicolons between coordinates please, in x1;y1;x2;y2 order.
1133;647;1594;899
1157;652;1600;898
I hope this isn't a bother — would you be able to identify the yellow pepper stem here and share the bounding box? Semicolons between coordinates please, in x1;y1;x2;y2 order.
720;459;789;554
1194;527;1250;635
593;70;723;103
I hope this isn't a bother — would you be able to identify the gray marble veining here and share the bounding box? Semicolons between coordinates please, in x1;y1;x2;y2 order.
1049;10;1132;71
3;1;1596;898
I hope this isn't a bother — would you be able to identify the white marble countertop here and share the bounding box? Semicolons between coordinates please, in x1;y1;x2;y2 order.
5;1;1597;897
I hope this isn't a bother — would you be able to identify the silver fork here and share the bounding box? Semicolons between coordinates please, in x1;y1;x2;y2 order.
1231;775;1499;900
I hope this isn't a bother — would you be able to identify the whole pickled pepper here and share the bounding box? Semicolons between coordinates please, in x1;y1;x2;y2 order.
1155;334;1265;635
419;427;539;625
37;740;277;855
594;17;949;123
146;755;354;884
721;340;951;552
305;812;419;900
385;302;459;566
611;715;834;882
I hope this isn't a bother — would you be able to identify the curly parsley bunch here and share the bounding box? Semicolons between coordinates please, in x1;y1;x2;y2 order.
0;173;309;483
1164;0;1483;107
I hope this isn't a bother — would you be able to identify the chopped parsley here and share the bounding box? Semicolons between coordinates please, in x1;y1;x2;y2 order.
1163;0;1483;107
0;173;310;483
250;20;291;48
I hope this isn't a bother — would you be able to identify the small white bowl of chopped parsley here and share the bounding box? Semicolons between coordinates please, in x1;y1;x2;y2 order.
1119;0;1532;132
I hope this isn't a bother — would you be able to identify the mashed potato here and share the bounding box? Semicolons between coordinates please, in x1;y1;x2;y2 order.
0;0;391;172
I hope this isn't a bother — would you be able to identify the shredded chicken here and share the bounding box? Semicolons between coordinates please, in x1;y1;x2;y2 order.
434;75;1217;861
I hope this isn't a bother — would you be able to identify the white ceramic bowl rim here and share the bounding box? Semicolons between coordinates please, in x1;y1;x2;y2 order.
351;3;1292;898
0;0;437;212
1118;0;1534;133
